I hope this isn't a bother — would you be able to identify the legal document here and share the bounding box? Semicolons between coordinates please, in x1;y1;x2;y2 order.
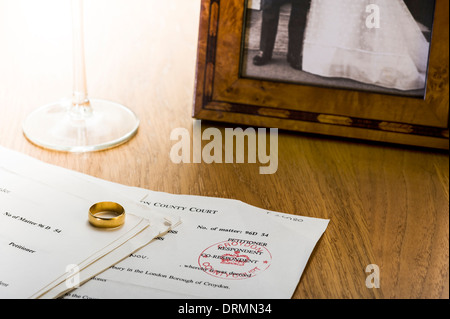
68;191;329;299
0;147;177;299
0;146;329;299
0;167;153;298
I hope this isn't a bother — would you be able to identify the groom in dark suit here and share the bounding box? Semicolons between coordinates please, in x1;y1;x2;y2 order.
253;0;311;70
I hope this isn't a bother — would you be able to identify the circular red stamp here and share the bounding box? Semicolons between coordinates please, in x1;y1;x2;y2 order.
198;239;272;280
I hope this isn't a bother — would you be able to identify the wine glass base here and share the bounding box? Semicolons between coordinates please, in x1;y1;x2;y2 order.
23;99;139;152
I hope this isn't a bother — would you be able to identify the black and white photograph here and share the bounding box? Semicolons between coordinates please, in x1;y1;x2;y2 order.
241;0;436;98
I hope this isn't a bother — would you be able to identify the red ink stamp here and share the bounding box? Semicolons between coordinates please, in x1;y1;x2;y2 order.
198;239;272;280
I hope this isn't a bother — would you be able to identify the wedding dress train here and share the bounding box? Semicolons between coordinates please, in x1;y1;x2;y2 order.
302;0;430;91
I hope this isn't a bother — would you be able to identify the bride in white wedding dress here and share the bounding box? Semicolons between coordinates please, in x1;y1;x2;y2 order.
301;0;431;91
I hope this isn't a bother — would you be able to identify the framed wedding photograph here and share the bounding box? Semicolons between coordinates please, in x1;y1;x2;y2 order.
193;0;449;150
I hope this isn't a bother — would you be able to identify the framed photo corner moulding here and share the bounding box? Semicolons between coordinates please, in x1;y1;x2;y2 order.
193;0;449;150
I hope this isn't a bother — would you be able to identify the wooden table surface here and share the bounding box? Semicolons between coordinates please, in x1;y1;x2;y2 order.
0;0;448;299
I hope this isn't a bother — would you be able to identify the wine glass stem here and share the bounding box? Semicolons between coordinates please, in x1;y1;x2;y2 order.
71;0;92;118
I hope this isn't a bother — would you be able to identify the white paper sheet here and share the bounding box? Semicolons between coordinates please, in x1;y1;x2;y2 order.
0;146;177;299
0;146;329;299
0;167;151;298
68;191;329;299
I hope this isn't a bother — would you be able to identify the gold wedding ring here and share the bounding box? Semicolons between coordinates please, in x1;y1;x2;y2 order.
89;202;125;228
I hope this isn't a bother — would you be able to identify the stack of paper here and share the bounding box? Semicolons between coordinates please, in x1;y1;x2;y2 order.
0;146;329;299
0;146;179;299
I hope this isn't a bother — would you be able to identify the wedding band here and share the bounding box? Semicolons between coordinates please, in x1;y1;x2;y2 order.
89;202;125;228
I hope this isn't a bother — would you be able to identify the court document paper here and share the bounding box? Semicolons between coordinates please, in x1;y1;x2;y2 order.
0;146;328;299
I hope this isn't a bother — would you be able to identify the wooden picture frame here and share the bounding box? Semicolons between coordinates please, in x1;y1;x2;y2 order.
193;0;449;150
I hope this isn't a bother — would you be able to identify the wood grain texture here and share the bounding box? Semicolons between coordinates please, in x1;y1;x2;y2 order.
0;0;448;299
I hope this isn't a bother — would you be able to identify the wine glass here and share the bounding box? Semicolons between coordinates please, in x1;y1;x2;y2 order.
22;0;139;152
